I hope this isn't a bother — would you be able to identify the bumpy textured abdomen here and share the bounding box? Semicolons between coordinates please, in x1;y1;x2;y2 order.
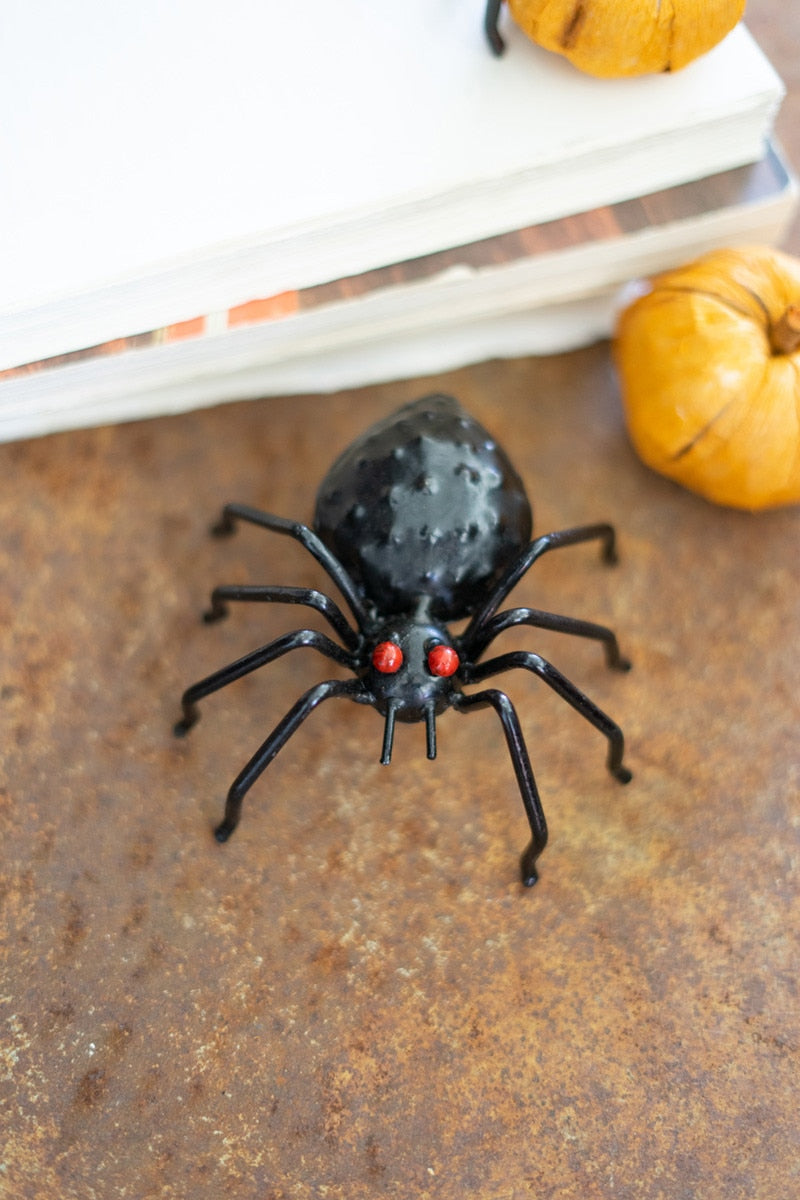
313;394;532;620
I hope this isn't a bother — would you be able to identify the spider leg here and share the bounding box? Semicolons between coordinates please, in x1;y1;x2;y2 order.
174;629;356;736
463;524;619;647
464;651;632;783
465;606;631;671
484;0;505;54
203;584;360;651
210;503;370;632
214;678;370;842
452;688;547;887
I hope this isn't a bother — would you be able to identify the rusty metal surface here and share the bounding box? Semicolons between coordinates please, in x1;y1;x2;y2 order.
3;6;800;1196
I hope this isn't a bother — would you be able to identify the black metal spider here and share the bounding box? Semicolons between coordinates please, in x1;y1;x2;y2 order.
175;394;632;886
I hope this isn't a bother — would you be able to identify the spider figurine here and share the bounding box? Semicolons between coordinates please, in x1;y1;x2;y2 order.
175;394;632;886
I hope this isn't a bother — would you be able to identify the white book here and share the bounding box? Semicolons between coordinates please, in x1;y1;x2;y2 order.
0;1;784;373
2;145;795;443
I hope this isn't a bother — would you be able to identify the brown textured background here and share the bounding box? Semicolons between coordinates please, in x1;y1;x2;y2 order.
2;3;799;1196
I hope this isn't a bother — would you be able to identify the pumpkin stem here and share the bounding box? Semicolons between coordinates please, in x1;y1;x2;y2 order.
769;304;800;355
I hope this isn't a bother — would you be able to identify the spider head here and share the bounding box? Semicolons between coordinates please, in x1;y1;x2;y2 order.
365;615;461;764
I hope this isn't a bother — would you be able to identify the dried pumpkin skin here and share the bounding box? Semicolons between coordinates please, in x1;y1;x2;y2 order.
613;246;800;511
507;0;745;77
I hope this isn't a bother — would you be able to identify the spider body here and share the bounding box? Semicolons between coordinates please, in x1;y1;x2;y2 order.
175;394;632;886
313;393;532;620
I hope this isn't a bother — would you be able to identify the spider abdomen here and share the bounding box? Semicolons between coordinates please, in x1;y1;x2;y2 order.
313;394;532;620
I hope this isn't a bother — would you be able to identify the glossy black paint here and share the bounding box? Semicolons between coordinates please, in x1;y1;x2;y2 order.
175;394;632;887
314;393;532;620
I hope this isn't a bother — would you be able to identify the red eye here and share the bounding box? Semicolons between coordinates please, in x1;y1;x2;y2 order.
372;641;403;673
427;644;459;677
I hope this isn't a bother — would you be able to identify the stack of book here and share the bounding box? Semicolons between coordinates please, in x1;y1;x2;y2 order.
0;0;795;442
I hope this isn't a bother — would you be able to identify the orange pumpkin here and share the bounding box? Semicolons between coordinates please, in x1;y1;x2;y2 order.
487;0;745;78
613;246;800;510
